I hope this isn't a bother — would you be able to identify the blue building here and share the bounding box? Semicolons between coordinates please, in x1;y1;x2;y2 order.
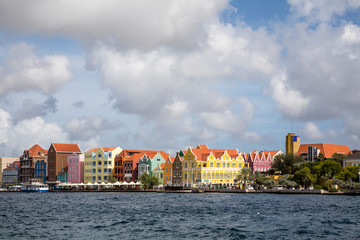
34;160;47;183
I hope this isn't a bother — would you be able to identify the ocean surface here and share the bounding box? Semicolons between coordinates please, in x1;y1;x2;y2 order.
0;192;359;240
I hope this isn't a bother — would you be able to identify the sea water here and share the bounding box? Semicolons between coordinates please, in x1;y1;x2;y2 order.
0;192;359;239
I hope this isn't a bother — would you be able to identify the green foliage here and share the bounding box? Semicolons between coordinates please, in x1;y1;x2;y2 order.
331;153;347;164
329;187;338;192
320;160;342;179
314;185;323;190
271;154;305;174
278;175;298;188
293;167;317;188
322;186;328;191
264;179;278;188
318;153;325;162
107;176;117;183
332;178;360;191
236;167;253;189
139;173;159;189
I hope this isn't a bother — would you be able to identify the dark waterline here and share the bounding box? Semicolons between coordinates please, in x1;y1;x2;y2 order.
0;192;359;239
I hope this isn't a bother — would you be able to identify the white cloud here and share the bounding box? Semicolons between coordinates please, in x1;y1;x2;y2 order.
302;122;324;140
0;43;72;97
0;0;227;50
0;108;68;155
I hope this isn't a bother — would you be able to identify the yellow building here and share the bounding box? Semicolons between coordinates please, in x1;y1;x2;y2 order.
286;133;300;155
84;146;122;183
182;146;245;188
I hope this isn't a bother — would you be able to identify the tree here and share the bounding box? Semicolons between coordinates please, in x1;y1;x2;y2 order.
318;153;325;162
236;167;253;189
264;179;278;189
253;172;266;190
278;175;298;189
271;154;305;174
320;160;342;179
139;173;159;189
331;153;346;164
293;167;317;188
107;176;117;183
336;166;360;182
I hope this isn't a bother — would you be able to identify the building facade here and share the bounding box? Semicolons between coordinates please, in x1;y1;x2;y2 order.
343;152;360;167
57;167;68;183
2;161;20;186
163;156;174;186
48;143;81;182
67;153;84;183
297;143;351;161
19;144;47;183
138;152;169;178
153;163;164;186
83;147;122;183
182;146;245;188
0;157;20;187
34;160;47;183
172;153;183;186
286;133;300;155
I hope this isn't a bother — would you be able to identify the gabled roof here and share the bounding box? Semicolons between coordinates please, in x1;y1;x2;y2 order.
52;143;81;153
297;143;351;159
85;148;98;153
5;161;20;169
344;152;360;160
260;150;281;158
197;144;209;150
21;144;47;158
101;147;119;152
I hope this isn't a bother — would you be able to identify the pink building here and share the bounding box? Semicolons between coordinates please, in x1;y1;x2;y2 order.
244;150;281;174
67;153;84;183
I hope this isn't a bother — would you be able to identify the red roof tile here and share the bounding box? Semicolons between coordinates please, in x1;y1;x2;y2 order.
52;143;81;153
297;144;351;159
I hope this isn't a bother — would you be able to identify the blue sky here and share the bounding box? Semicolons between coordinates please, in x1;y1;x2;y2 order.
1;0;360;156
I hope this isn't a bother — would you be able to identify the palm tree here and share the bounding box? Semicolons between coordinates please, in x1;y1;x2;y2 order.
236;167;253;189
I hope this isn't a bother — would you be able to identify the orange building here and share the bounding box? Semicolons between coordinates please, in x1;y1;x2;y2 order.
47;143;81;182
297;143;351;161
163;156;175;186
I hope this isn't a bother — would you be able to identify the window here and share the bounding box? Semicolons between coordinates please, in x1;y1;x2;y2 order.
97;176;101;181
109;161;112;165
184;173;187;179
184;163;187;168
104;168;108;173
92;161;96;167
92;169;96;174
232;163;236;168
210;162;213;167
188;156;191;160
169;176;171;181
109;169;112;173
227;163;230;168
98;161;102;166
191;163;194;168
104;176;108;181
104;161;108;165
98;169;101;174
217;162;220;168
98;153;102;159
109;152;112;158
222;163;225;168
92;176;96;182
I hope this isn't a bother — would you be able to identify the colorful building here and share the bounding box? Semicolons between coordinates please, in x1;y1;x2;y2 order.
182;145;245;188
0;157;20;187
123;152;144;182
138;151;170;178
153;163;165;186
2;161;20;186
57;166;68;183
297;143;351;161
34;160;47;183
163;156;175;186
19;144;47;183
286;133;300;155
83;146;122;183
172;153;183;186
67;153;84;183
244;150;281;174
48;143;81;182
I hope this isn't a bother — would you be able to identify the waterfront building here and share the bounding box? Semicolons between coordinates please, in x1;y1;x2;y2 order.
115;150;150;182
172;153;183;186
2;161;20;186
245;150;281;174
67;153;84;183
48;143;81;182
153;163;165;186
34;160;47;183
123;152;144;182
164;156;175;186
297;143;351;161
343;152;360;167
0;157;20;187
138;151;170;178
19;144;47;183
83;146;122;183
286;133;300;155
57;167;68;182
182;145;245;188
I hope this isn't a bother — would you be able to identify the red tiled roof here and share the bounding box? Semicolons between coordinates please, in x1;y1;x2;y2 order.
297;143;351;159
21;144;46;158
197;144;209;149
5;161;20;169
101;147;119;152
85;148;98;153
52;143;81;153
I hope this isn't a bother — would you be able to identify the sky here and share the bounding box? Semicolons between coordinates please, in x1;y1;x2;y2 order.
1;0;360;157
